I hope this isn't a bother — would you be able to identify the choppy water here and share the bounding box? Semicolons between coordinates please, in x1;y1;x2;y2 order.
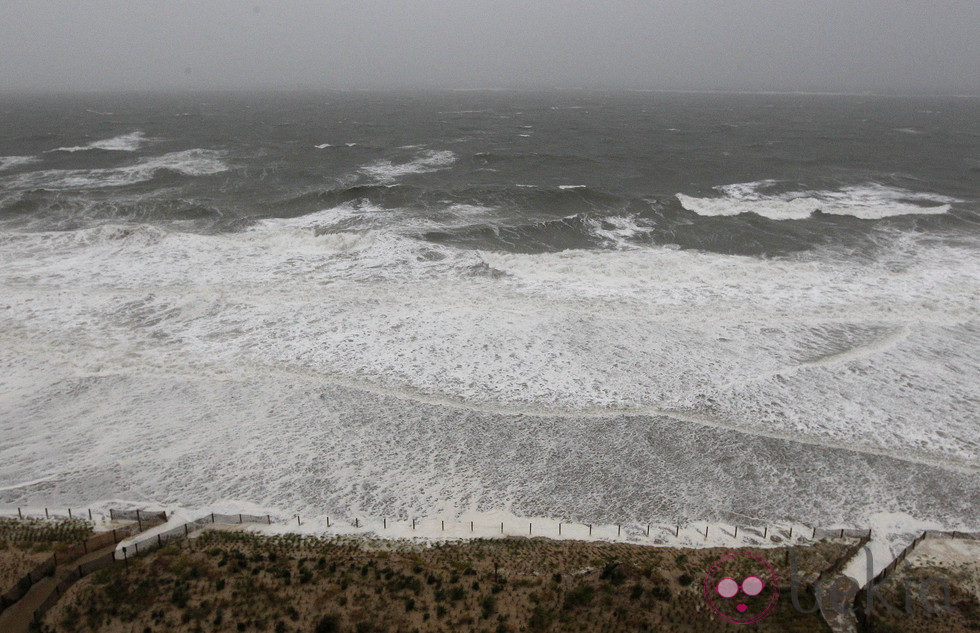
0;92;977;528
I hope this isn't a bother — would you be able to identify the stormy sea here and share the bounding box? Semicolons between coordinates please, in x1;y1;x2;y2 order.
0;91;977;532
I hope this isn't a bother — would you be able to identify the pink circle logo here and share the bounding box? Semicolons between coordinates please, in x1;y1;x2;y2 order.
704;552;779;624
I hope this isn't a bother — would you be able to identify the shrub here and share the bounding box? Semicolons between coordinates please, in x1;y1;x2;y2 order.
528;606;554;631
678;573;694;586
314;614;340;633
170;584;189;608
600;560;625;585
481;595;496;618
564;585;595;608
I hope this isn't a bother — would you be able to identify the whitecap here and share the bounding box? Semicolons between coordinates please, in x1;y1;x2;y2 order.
48;131;149;152
0;155;39;171
4;149;229;189
359;150;457;182
676;181;958;220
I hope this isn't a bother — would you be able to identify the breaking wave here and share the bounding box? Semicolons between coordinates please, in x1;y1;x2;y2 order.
48;131;149;152
0;156;40;171
3;150;230;190
676;181;958;220
360;150;457;182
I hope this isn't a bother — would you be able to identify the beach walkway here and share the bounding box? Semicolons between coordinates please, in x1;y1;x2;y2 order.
0;540;119;633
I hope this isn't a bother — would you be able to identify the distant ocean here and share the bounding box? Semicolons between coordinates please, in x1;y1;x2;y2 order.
0;92;977;530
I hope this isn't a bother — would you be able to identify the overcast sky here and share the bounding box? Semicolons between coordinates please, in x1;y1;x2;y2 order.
1;1;977;93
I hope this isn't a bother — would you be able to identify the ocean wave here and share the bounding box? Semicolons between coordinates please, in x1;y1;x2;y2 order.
47;131;148;152
676;181;958;220
1;220;976;470
3;150;229;190
0;156;40;171
359;150;457;182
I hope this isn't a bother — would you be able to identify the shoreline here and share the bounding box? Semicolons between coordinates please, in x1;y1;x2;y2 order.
3;502;970;554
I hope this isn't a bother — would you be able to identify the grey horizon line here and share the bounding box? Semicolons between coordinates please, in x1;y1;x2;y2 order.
1;86;978;99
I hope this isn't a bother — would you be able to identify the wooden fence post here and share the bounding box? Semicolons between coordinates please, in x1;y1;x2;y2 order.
296;515;301;526
588;524;592;536
500;522;504;534
529;523;532;535
470;521;474;532
441;520;444;531
18;507;22;519
383;518;387;529
617;524;621;536
239;514;243;524
266;514;271;525
68;508;72;519
558;523;562;535
88;508;92;521
411;518;415;530
734;526;738;538
646;524;650;537
763;526;767;539
327;517;330;528
45;508;49;519
355;518;359;528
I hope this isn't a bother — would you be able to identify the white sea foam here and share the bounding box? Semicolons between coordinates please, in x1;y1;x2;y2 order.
48;131;149;152
360;150;457;182
0;156;39;171
314;143;332;149
3;150;229;189
584;214;652;249
676;181;959;220
0;212;977;528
